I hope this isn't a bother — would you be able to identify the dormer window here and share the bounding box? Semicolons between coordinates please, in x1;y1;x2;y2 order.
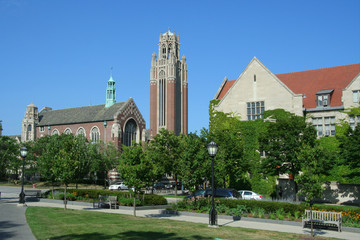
316;89;334;107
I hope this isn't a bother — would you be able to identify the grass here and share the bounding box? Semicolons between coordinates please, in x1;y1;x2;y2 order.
26;207;332;240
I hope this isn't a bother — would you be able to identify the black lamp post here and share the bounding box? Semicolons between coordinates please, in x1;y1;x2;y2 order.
19;146;28;204
207;141;218;227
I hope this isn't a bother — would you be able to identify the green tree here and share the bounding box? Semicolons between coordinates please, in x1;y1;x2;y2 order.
47;134;90;209
296;145;324;237
259;109;317;200
151;129;182;196
177;132;209;191
208;100;247;189
88;141;120;188
0;136;20;180
118;143;153;216
338;125;360;183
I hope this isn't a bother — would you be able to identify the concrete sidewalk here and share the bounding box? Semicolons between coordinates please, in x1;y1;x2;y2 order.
0;186;359;240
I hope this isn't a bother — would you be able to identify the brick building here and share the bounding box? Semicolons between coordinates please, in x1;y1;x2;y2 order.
21;74;146;148
150;29;188;136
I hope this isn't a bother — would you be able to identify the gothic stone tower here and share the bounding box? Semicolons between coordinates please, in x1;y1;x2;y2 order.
21;103;38;142
150;29;188;136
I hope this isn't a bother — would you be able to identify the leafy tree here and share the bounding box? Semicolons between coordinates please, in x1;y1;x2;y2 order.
42;134;90;209
259;109;317;200
208;100;247;189
88;141;120;188
177;132;209;191
0;136;19;180
118;143;153;216
338;125;360;183
296;145;324;237
151;129;182;196
144;141;167;192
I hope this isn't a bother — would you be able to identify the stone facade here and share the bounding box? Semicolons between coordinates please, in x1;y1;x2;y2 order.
150;29;188;136
214;57;360;136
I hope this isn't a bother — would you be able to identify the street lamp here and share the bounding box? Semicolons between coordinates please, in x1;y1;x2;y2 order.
207;141;218;227
19;146;28;204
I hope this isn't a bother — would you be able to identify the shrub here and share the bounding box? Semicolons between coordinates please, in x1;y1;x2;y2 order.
42;188;167;206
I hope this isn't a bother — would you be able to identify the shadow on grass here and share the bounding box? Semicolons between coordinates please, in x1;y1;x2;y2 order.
49;231;213;239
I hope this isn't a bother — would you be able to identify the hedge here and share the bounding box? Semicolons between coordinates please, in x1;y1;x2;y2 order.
44;188;167;206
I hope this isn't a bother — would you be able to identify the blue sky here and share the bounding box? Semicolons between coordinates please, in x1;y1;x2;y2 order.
1;0;359;136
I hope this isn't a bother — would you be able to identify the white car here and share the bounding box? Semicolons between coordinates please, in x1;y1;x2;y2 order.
109;182;128;190
238;190;263;200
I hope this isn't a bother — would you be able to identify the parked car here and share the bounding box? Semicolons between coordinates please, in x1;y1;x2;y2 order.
185;188;241;199
238;190;263;200
109;182;129;190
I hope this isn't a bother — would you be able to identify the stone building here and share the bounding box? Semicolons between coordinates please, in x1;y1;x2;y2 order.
21;74;146;148
150;29;188;136
214;57;360;136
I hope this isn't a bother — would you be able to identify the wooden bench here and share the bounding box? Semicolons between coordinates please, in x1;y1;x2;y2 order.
24;189;42;198
302;209;342;232
108;196;117;209
93;195;108;208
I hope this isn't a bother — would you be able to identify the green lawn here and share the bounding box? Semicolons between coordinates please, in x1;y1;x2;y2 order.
26;207;331;240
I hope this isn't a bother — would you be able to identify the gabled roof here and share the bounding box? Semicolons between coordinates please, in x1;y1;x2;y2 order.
277;63;360;108
37;101;126;126
216;62;360;109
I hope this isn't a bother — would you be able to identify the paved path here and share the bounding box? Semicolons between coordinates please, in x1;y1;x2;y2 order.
0;187;36;240
0;186;359;240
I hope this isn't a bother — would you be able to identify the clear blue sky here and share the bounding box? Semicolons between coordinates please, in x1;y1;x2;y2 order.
1;0;359;136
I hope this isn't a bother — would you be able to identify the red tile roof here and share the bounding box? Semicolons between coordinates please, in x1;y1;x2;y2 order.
217;80;235;99
217;63;360;109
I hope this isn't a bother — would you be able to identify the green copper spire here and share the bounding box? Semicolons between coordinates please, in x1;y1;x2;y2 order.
105;68;116;108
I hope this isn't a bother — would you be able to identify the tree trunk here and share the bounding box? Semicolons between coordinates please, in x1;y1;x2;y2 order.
52;184;54;200
174;175;178;197
64;184;67;210
133;195;136;217
310;204;314;237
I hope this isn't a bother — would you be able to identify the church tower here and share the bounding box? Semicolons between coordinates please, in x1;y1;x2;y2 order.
105;72;116;108
150;29;188;136
21;103;38;142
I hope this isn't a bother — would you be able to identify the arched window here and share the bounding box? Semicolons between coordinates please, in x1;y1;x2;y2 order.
76;127;86;137
91;127;100;142
52;129;59;135
64;128;72;134
123;119;137;146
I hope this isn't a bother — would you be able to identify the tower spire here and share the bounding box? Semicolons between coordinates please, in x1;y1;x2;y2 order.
105;68;116;108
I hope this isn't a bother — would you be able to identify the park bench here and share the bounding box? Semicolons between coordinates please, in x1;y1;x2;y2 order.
93;195;118;209
108;196;117;209
93;195;108;208
24;189;42;198
302;209;342;232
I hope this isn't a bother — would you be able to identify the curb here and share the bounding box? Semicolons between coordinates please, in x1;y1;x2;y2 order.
160;210;360;233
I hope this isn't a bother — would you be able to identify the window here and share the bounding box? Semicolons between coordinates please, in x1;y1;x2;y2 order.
52;129;59;135
247;101;264;120
350;115;360;130
64;128;72;134
76;127;86;137
317;94;330;107
312;116;336;137
353;90;360;103
123;119;137;146
90;127;100;142
316;89;333;107
40;126;44;132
